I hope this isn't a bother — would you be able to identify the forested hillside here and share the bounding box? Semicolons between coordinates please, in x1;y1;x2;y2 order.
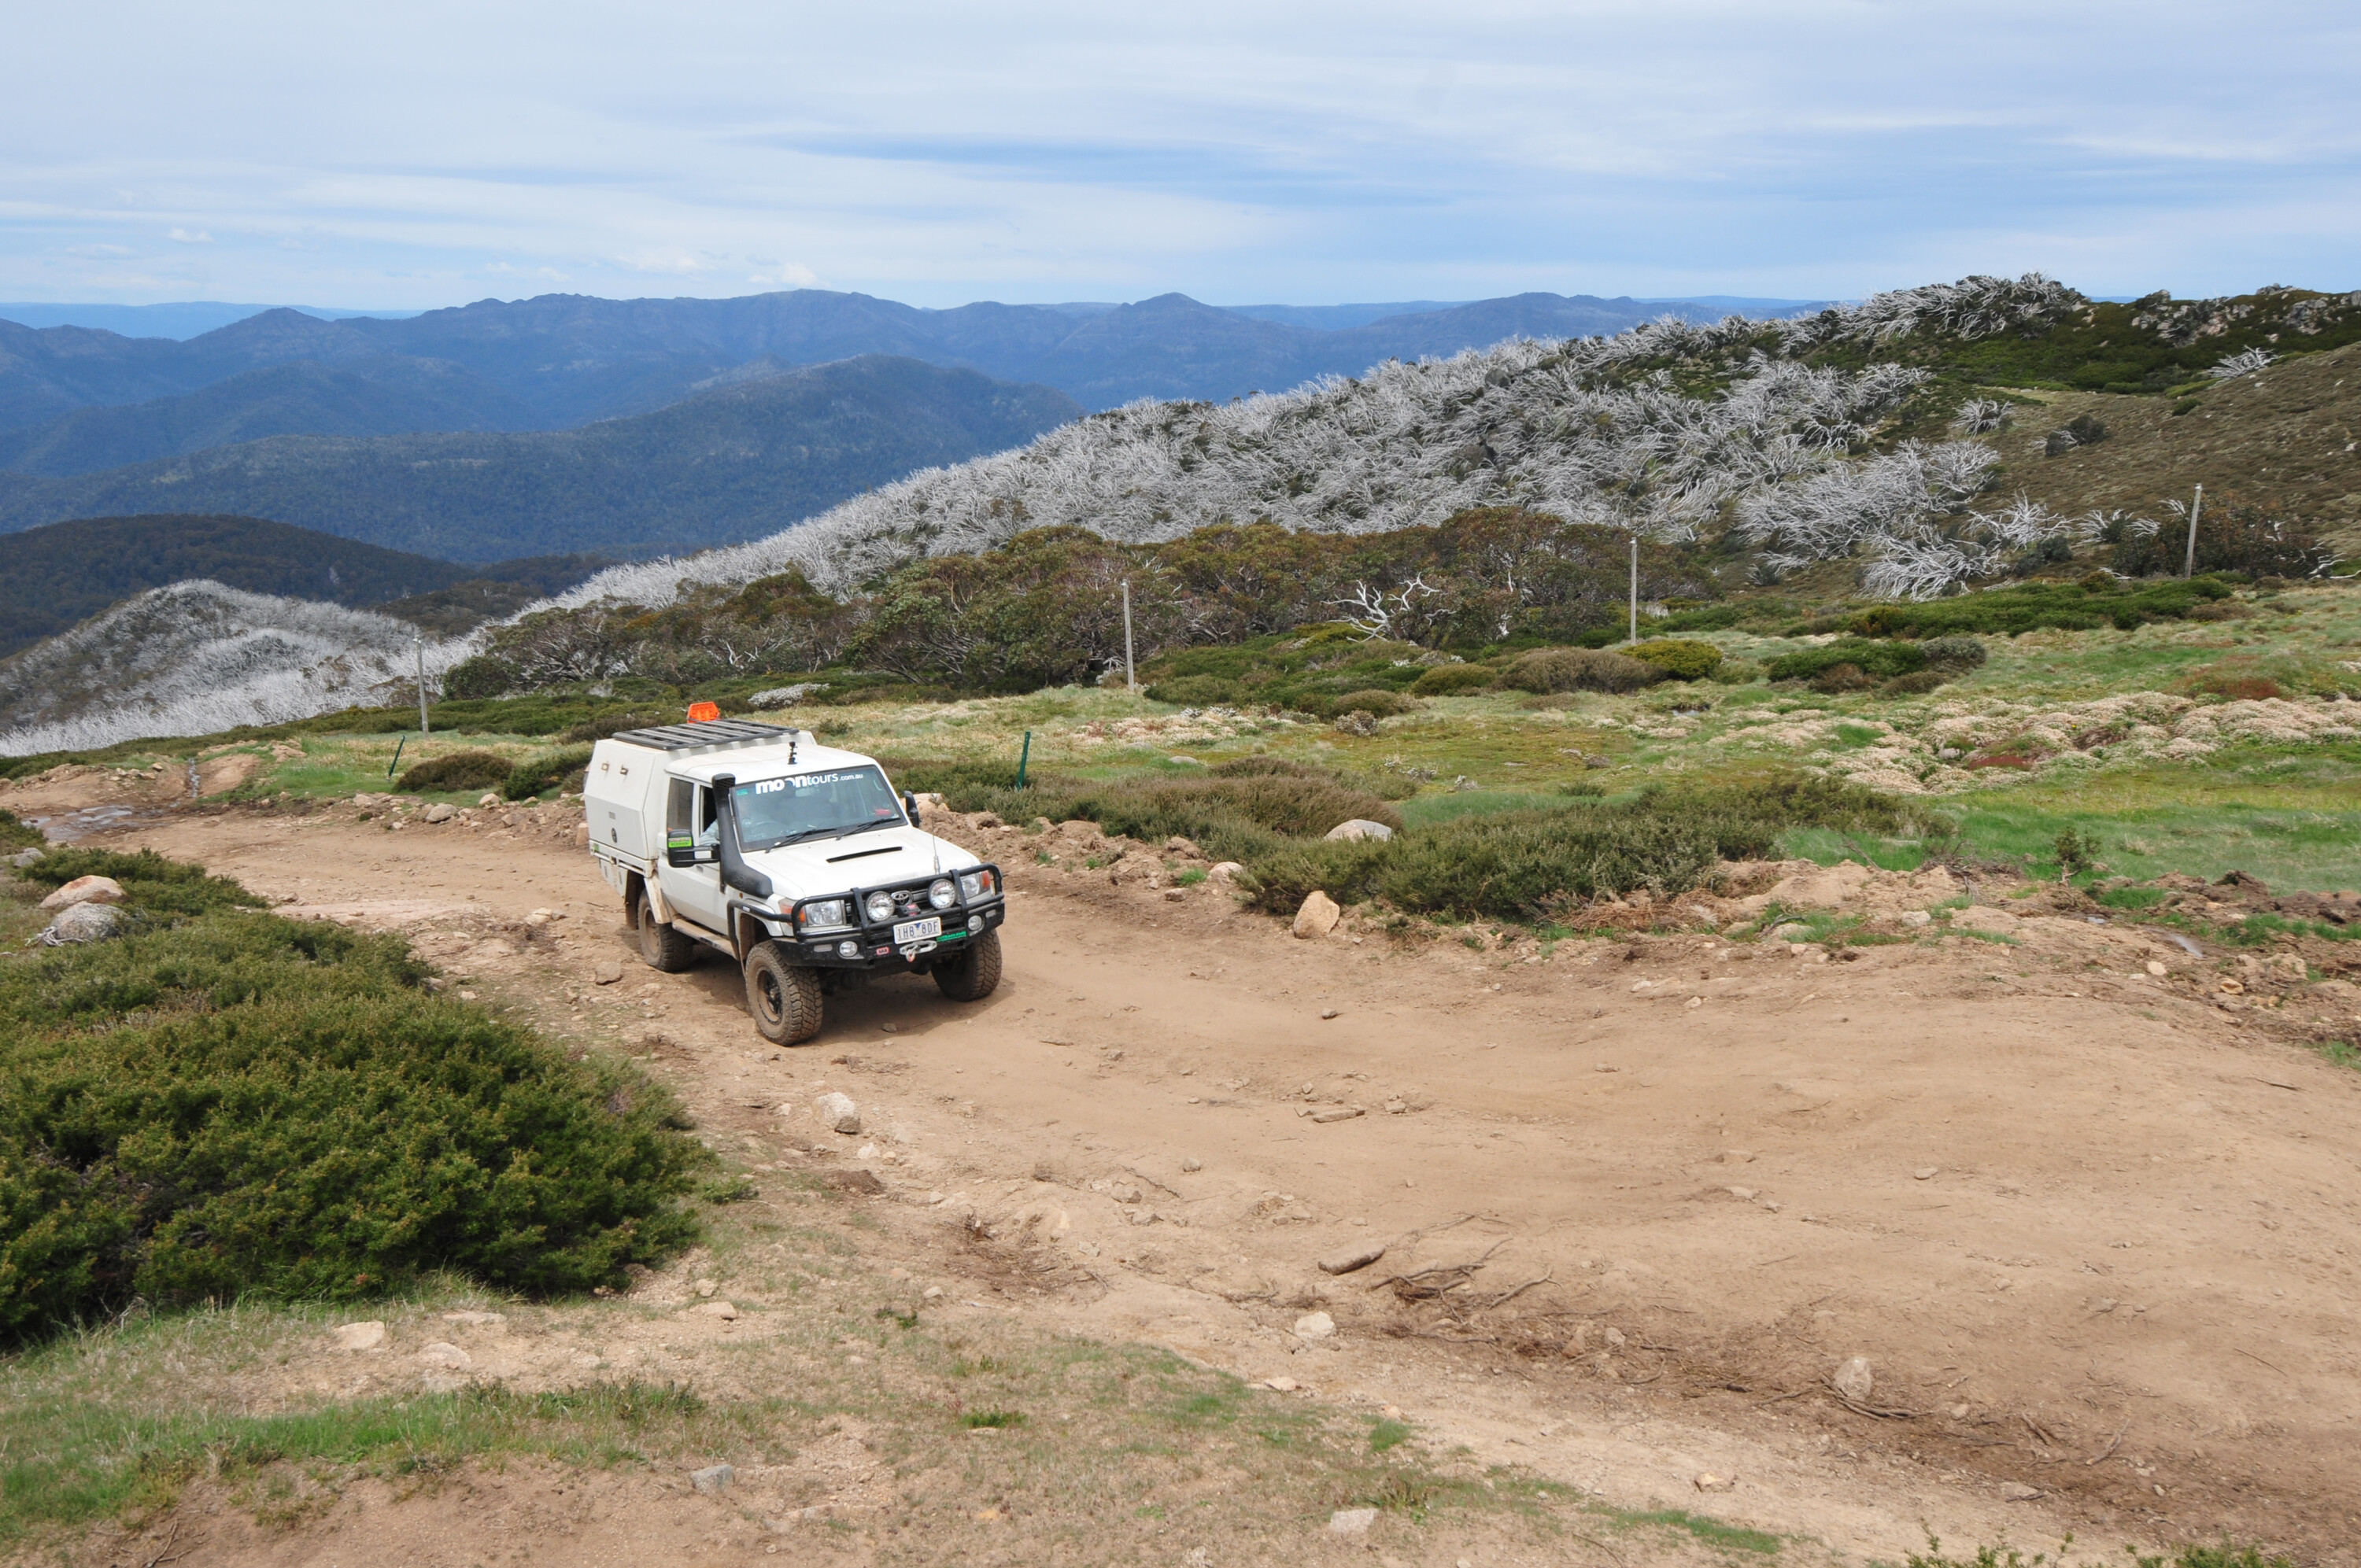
0;514;606;658
0;356;1083;560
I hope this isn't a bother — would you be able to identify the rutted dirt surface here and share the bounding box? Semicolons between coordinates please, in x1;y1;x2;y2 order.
14;777;2361;1566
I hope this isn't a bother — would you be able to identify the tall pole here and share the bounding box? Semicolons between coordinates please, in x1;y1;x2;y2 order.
2183;483;2203;578
1628;534;1639;644
1121;579;1136;692
415;633;430;736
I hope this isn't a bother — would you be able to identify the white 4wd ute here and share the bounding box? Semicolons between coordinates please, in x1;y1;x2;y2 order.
584;717;1005;1044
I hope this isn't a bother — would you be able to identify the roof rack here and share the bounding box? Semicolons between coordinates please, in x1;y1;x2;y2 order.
608;718;793;754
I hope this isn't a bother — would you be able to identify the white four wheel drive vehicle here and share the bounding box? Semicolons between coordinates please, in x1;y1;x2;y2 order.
582;716;1006;1044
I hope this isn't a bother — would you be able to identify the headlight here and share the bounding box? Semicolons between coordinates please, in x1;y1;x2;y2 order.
864;890;896;924
928;877;957;909
959;869;997;900
797;898;851;932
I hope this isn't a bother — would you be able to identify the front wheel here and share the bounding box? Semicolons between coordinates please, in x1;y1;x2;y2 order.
745;941;825;1045
932;928;1003;1002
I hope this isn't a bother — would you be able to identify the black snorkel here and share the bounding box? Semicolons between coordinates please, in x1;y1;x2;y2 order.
708;773;774;899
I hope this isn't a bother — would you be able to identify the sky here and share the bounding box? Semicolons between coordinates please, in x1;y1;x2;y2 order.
4;1;2355;312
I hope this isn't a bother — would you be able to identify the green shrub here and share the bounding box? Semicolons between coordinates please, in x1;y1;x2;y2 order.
1499;647;1665;695
1242;773;1919;921
0;809;41;853
1810;663;1880;694
1623;639;1724;681
1919;635;1988;670
1882;670;1949;696
0;865;704;1345
1332;688;1417;718
17;847;264;923
1766;638;1927;684
397;749;515;794
1797;576;2235;638
501;745;593;802
1408;663;1496;696
1706;659;1763;685
1144;674;1243;706
927;766;1402;863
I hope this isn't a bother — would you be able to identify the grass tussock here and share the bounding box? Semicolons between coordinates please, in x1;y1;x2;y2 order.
0;852;705;1345
1241;773;1923;921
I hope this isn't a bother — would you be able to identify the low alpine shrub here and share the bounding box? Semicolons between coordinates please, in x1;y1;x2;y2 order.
0;808;42;852
1623;639;1724;681
501;744;593;802
1767;638;1927;684
1243;773;1922;921
1499;647;1665;695
0;858;704;1345
398;749;515;794
1919;635;1988;670
1408;663;1497;696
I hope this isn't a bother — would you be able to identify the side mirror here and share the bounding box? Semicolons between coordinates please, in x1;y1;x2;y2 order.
666;832;697;869
902;790;920;826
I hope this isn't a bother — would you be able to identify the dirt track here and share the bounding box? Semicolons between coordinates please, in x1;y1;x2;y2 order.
15;775;2361;1564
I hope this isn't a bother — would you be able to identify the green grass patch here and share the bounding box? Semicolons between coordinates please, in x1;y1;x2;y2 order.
1601;1503;1782;1554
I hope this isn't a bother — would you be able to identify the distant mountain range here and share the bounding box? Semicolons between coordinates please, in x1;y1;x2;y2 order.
0;512;609;659
0;287;1830;445
0;355;1082;561
0;284;1828;563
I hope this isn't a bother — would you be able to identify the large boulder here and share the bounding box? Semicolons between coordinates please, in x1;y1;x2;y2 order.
46;902;122;944
1291;890;1341;939
40;874;124;912
1323;819;1394;843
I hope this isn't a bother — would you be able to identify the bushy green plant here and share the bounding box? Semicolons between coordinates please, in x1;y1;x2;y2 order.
1622;639;1724;681
0;871;704;1345
1243;773;1919;921
1408;662;1496;695
1332;688;1417;718
501;745;593;802
17;847;264;922
1766;638;1927;683
397;749;515;794
0;809;41;853
926;765;1401;862
1499;647;1665;695
1883;670;1949;695
1919;635;1989;670
1796;577;2234;639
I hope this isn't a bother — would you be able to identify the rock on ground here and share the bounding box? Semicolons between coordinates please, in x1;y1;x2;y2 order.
1833;1356;1875;1401
816;1090;863;1134
46;902;121;943
332;1322;386;1352
40;874;124;911
1291;890;1341;939
1317;1241;1387;1275
1323;819;1394;842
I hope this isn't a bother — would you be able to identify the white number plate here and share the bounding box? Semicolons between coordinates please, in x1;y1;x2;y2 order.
892;916;943;944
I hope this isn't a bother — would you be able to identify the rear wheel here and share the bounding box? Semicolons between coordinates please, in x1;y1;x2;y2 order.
745;941;825;1045
932;928;1003;1002
636;888;697;972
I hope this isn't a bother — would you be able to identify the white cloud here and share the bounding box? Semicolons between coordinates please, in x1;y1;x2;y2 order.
0;2;2352;306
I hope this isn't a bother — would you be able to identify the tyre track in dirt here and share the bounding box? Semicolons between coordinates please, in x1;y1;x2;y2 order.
36;784;2361;1564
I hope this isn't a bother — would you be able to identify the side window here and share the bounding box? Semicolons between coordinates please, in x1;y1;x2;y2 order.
699;787;718;832
667;778;694;834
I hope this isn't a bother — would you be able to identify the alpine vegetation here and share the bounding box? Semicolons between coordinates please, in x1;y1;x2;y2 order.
0;581;465;755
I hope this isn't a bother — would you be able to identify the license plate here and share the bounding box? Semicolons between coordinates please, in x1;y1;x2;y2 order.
892;916;942;944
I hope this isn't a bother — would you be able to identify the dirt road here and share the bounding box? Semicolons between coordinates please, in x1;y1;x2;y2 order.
19;777;2361;1564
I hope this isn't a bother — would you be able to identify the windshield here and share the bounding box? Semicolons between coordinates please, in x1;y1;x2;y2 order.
730;765;906;848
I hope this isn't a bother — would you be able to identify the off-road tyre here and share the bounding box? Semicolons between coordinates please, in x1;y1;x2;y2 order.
745;941;825;1045
932;928;1003;1002
636;887;697;972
